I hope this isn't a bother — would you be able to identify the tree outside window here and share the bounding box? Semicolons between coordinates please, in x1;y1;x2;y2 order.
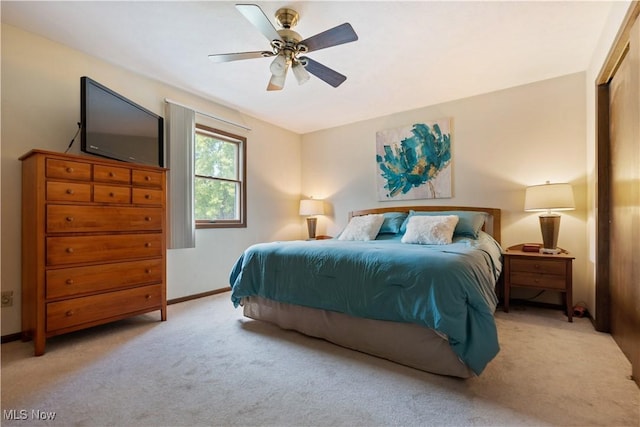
194;124;246;228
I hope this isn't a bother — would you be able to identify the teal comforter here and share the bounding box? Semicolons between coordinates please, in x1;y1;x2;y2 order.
229;232;502;375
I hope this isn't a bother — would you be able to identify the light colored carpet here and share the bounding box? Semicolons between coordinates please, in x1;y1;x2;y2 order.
1;292;638;427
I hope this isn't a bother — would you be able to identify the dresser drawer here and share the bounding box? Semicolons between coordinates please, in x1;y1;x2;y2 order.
510;258;566;276
47;205;163;233
46;233;163;266
94;185;131;204
510;272;567;290
46;284;162;332
132;169;163;188
132;187;164;205
46;259;163;299
46;181;91;202
46;158;91;181
94;165;131;184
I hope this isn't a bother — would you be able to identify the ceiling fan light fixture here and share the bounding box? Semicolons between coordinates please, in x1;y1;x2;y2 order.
267;73;286;91
292;61;310;85
269;54;288;76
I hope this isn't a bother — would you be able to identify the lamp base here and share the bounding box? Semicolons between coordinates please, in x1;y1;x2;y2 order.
539;214;561;254
540;247;562;255
306;217;317;239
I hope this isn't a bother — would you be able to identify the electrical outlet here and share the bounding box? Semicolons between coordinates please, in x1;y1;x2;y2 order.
1;291;14;307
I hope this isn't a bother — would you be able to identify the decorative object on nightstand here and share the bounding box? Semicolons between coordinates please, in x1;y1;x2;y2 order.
299;198;324;239
524;181;575;254
503;244;575;322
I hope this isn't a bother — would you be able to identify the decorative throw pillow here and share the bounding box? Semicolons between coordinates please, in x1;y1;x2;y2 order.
401;215;459;245
400;210;487;238
378;212;408;235
338;214;385;241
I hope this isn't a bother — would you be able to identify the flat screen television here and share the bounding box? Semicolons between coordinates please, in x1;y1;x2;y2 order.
81;76;164;167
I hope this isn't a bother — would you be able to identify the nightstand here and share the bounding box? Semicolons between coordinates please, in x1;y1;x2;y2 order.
314;235;333;240
503;244;575;322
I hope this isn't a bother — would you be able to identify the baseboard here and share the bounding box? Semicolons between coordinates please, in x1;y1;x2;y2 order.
0;288;232;344
1;332;22;344
499;298;593;320
167;287;230;305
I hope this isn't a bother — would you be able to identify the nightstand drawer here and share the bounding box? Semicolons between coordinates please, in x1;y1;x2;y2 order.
510;272;567;290
510;258;566;275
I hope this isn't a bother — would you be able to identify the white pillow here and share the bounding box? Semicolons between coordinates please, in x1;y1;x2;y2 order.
401;215;459;245
338;214;385;241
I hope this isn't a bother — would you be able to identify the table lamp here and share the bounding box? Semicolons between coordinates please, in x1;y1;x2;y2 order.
299;198;324;239
524;182;575;254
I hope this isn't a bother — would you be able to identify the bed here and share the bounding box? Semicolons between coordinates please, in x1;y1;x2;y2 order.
229;206;503;378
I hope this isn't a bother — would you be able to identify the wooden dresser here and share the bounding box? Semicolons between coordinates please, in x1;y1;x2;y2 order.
20;150;167;355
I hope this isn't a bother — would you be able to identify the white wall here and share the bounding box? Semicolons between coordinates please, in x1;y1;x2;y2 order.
302;73;589;307
1;24;302;335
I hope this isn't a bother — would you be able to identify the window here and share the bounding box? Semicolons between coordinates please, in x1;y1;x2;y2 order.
194;124;246;228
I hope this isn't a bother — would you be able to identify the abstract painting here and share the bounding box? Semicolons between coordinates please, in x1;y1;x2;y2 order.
376;119;452;201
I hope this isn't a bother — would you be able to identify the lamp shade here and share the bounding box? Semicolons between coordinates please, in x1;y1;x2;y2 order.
299;199;324;216
524;183;575;212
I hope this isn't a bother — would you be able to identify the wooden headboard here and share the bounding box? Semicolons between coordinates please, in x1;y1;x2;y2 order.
349;205;501;243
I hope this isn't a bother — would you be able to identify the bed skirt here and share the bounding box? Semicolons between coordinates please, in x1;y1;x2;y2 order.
242;296;474;378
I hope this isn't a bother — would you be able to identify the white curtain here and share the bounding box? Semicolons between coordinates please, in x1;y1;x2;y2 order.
165;102;196;249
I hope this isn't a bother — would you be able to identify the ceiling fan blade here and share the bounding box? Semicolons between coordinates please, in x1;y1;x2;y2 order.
300;23;358;53
208;51;274;63
300;57;347;88
236;4;282;44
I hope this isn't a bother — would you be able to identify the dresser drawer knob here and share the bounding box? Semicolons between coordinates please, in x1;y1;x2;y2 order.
534;264;541;269
66;189;75;195
145;242;152;248
145;268;152;274
109;192;115;197
66;247;74;254
145;176;151;181
65;216;74;222
65;167;74;173
145;194;151;199
145;294;151;300
65;279;74;285
145;216;152;221
65;310;74;317
109;172;115;177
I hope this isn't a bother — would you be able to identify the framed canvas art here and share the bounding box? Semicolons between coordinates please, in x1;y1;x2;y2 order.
376;119;452;201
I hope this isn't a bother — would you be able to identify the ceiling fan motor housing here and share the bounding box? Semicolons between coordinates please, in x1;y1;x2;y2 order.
275;8;299;29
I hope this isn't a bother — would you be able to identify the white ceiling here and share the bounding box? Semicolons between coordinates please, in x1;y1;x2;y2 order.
2;1;614;134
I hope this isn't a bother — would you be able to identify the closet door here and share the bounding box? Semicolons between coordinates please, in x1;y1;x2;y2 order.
608;16;639;385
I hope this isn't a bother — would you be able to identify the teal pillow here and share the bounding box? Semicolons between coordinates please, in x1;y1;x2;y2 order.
378;212;408;234
400;210;487;238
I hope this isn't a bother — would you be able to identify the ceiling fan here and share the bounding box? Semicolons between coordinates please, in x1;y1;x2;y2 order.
208;4;358;91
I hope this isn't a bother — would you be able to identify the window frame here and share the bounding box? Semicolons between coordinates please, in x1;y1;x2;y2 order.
194;124;247;229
